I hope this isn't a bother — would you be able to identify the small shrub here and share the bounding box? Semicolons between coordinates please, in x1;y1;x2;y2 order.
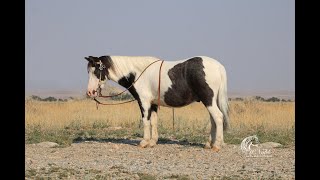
266;97;280;102
43;96;57;102
254;96;266;101
30;95;42;101
234;97;243;101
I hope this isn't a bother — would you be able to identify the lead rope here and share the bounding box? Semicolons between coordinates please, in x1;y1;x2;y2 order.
157;60;164;110
94;60;164;109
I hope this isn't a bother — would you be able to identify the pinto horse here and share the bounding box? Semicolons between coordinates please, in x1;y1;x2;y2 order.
85;56;229;152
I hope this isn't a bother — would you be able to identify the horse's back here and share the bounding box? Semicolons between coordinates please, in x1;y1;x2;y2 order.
166;56;225;83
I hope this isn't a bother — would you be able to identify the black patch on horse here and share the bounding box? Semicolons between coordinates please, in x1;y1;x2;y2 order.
85;56;114;81
118;73;145;118
147;104;158;120
164;57;214;107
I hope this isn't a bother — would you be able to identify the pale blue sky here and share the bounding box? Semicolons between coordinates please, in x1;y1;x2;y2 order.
25;0;294;93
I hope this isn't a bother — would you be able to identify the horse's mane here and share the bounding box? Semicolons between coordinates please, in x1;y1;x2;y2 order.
109;56;159;77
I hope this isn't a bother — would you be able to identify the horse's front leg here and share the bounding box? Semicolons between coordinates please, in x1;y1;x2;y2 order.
138;102;151;148
149;104;158;147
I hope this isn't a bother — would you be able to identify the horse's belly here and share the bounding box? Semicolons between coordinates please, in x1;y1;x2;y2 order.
163;88;198;107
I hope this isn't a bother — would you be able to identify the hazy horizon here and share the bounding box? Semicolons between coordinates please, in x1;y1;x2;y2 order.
26;1;294;94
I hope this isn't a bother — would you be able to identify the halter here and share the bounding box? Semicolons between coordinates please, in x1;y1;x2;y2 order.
94;61;107;96
96;61;106;83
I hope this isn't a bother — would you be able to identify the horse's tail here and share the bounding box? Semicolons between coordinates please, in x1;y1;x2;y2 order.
217;65;230;130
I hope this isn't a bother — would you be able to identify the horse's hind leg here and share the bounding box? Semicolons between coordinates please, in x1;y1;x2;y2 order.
204;115;216;149
206;102;224;152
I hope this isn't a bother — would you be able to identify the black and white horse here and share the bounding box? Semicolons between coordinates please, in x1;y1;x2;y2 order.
85;55;229;151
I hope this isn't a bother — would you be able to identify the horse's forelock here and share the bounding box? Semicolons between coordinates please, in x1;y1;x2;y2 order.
85;56;96;68
87;59;95;73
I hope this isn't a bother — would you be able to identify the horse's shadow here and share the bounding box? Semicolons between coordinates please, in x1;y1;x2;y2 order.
72;137;204;148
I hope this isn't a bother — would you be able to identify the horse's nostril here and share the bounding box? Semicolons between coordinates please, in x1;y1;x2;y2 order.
92;90;96;94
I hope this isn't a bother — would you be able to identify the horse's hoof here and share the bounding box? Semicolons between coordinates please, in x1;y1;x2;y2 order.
212;145;220;152
149;139;157;148
138;140;150;148
204;142;212;149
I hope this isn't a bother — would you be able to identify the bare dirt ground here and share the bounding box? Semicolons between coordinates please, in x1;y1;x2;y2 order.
25;139;295;179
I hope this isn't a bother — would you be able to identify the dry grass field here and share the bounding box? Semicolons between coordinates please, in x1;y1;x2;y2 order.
25;98;295;147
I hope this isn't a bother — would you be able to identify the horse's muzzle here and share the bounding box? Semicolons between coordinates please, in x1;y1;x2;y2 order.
87;90;98;97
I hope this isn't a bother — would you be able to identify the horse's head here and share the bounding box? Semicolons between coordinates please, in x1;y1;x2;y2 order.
85;56;113;97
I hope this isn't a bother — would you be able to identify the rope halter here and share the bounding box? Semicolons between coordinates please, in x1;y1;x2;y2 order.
96;61;106;83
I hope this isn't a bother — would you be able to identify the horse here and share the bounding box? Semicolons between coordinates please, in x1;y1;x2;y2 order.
84;55;229;152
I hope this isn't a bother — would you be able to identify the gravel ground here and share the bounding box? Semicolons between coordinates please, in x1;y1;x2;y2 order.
25;139;295;179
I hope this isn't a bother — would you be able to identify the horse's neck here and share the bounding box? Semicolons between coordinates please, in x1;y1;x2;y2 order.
108;56;157;82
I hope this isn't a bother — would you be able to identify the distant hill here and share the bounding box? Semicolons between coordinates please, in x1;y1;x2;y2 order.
26;84;294;101
228;90;295;101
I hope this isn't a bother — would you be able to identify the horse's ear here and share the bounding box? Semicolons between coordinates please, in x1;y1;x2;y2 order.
85;56;98;64
88;56;100;64
84;57;91;61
